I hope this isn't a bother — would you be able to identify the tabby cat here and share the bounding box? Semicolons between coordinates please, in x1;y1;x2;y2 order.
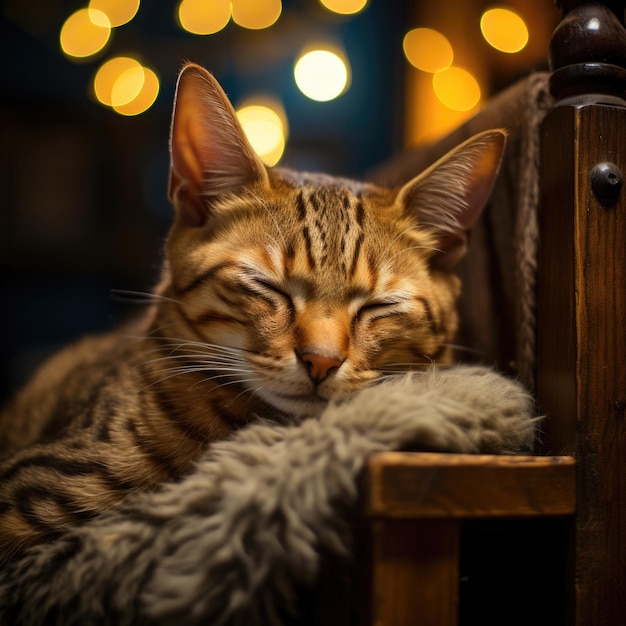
0;63;506;563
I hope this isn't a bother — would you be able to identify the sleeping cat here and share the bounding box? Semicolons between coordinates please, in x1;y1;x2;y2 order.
0;63;507;563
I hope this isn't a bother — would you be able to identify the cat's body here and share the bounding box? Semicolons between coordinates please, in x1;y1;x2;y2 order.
0;64;511;563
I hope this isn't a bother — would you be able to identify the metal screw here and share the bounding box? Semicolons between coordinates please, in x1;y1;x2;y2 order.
591;163;623;205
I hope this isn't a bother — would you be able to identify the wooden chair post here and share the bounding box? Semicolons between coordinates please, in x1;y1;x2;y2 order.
536;2;626;624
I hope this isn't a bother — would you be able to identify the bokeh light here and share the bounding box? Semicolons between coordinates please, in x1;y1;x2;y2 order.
89;0;140;27
60;8;111;59
114;68;160;116
236;99;287;166
94;58;160;115
480;8;529;53
94;56;143;106
403;28;453;73
177;0;231;35
432;67;481;111
319;0;368;15
294;49;350;102
232;0;281;30
110;64;145;107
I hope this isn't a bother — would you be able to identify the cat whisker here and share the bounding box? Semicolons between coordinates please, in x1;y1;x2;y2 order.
226;382;270;412
378;360;435;375
153;362;250;376
379;226;418;260
141;353;249;368
111;290;217;321
130;343;240;365
112;290;219;316
120;326;185;346
137;338;254;364
140;364;258;391
191;375;264;393
152;337;254;356
110;289;183;307
387;245;444;264
440;343;483;356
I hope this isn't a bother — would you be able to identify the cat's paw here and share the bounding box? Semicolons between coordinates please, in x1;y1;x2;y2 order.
321;366;538;454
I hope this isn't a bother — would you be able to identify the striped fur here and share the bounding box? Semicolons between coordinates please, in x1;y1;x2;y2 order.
0;64;506;563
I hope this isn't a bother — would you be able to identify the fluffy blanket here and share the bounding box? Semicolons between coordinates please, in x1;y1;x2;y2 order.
0;366;536;625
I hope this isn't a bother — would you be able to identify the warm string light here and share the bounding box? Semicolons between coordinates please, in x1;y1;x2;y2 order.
232;0;282;29
480;7;529;53
236;98;288;166
294;48;350;102
432;67;480;111
89;0;140;27
60;1;141;59
60;8;111;59
57;0;530;121
403;28;453;73
403;8;529;119
402;26;481;113
177;0;231;34
59;1;161;116
93;56;159;116
318;0;368;15
59;0;363;117
177;0;282;35
114;67;159;115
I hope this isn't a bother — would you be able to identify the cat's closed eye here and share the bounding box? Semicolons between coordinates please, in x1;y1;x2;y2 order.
250;277;290;300
356;300;403;320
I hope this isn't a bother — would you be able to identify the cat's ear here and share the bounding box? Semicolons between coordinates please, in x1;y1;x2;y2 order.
168;63;268;226
396;129;506;271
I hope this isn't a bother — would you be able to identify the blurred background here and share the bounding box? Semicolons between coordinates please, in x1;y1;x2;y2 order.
0;0;560;403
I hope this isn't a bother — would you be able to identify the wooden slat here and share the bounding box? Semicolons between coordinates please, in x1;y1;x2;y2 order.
370;519;460;626
364;452;576;518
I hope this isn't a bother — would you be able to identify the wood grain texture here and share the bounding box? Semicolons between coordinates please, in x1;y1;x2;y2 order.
369;519;459;626
537;103;626;625
363;452;576;518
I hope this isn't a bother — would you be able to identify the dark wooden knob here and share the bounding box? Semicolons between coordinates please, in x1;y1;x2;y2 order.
591;162;623;206
549;3;626;101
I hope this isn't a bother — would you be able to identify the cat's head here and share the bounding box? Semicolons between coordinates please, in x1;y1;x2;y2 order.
163;63;505;419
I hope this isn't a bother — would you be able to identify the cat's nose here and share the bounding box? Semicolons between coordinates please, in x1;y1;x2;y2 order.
299;351;344;384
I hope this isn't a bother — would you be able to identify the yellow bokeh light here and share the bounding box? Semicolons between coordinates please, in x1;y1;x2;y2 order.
178;0;231;35
232;0;281;30
236;101;287;166
93;56;143;106
403;28;453;73
89;0;140;27
111;65;145;107
60;8;111;59
319;0;368;15
294;49;350;102
480;8;529;53
114;67;160;115
432;67;481;111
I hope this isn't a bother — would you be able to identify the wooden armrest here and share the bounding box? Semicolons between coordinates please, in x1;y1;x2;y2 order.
363;452;576;519
355;453;576;626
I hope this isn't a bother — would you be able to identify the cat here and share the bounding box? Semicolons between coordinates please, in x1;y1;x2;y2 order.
0;62;506;564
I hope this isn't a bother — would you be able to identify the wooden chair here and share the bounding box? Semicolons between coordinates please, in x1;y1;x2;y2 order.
353;3;626;625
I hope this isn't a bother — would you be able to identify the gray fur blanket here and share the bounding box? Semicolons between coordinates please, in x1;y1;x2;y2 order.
0;366;536;625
